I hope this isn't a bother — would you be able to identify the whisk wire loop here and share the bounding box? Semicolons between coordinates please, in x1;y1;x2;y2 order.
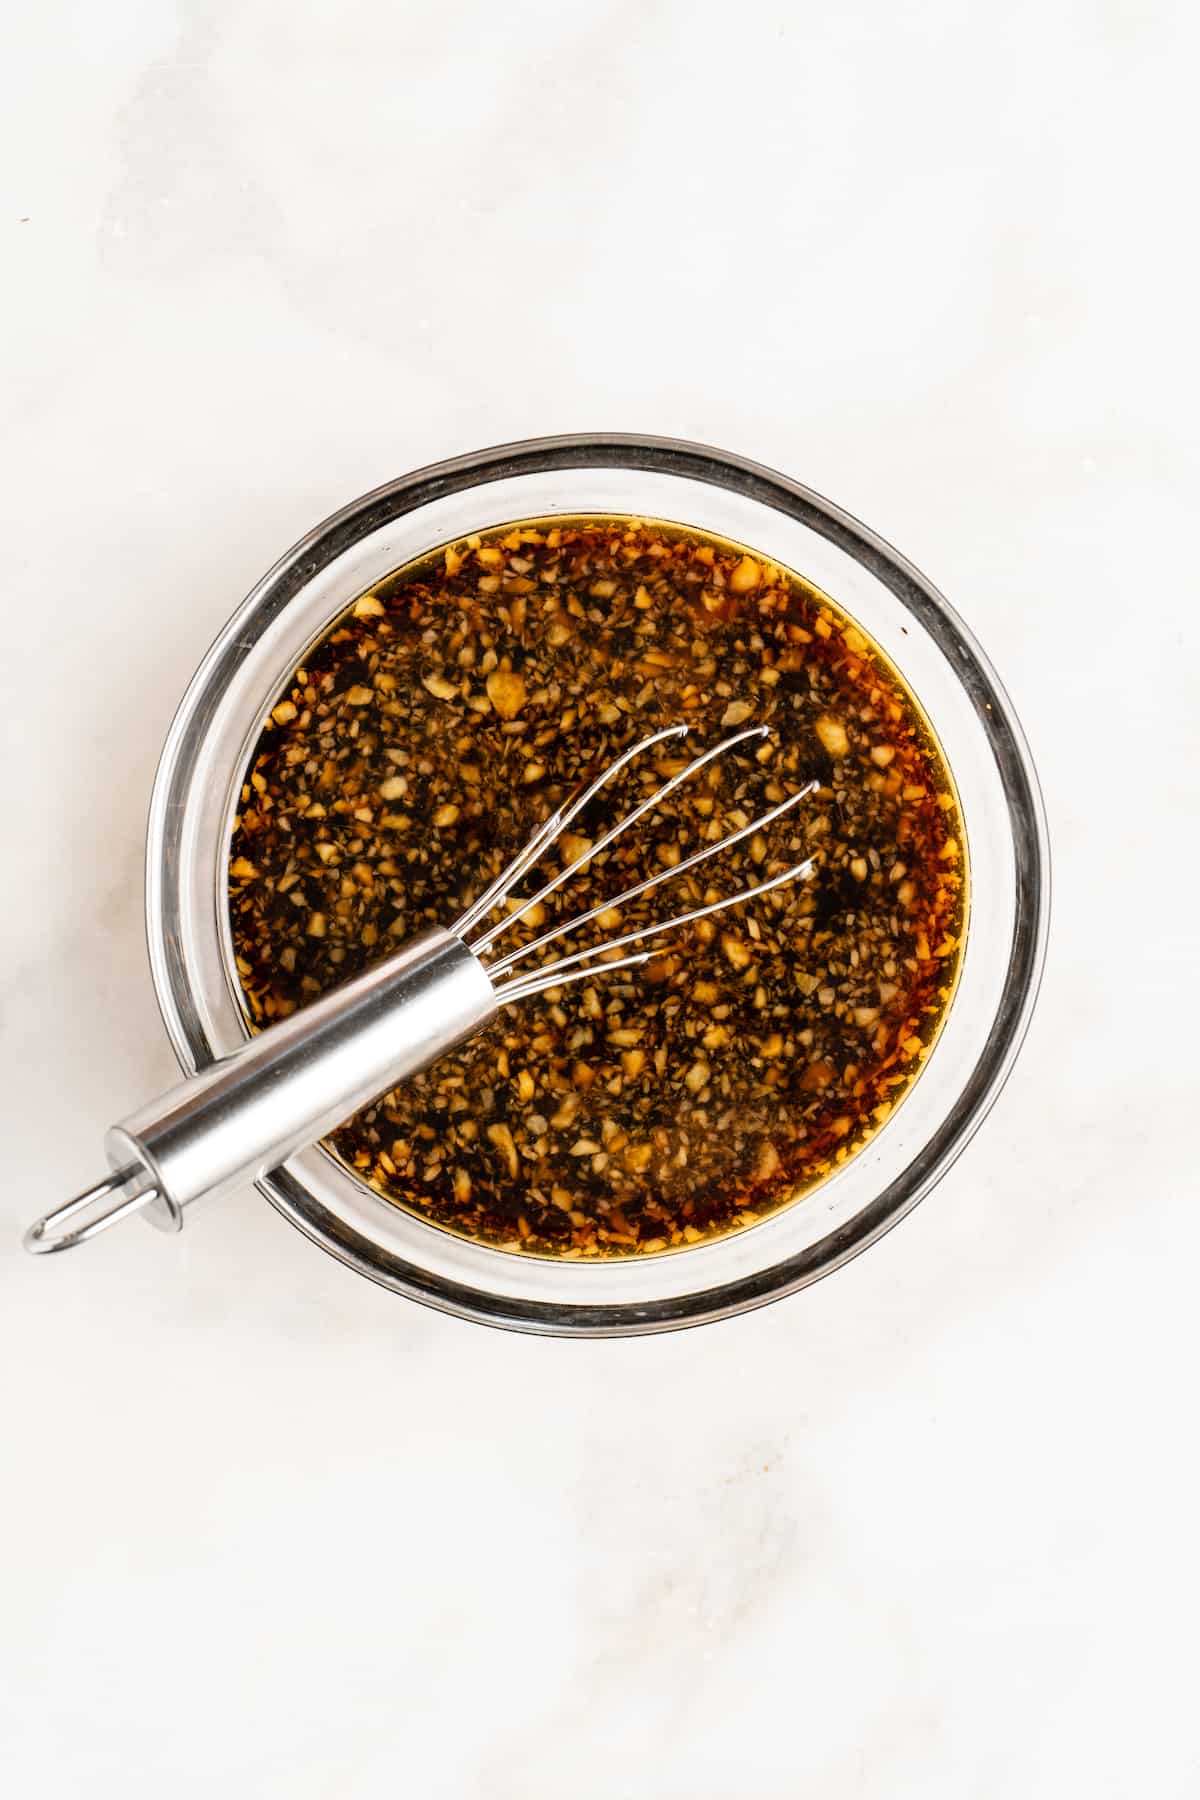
468;723;767;955
489;777;819;982
455;721;818;999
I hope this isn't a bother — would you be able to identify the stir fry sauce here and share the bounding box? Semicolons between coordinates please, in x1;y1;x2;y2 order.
228;517;965;1257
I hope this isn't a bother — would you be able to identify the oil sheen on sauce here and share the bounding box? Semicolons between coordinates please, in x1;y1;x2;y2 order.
228;516;966;1258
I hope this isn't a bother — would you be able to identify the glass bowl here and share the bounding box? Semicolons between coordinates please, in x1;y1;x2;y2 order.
146;435;1049;1335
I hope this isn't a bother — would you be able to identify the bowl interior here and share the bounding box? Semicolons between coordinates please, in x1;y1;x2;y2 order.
146;437;1048;1334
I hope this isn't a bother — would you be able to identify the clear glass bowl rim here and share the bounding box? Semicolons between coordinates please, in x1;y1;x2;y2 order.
145;433;1050;1335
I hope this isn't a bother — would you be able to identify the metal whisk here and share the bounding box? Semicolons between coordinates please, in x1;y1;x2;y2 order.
24;724;815;1254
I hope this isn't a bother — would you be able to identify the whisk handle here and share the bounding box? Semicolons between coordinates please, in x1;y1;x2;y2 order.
25;928;496;1253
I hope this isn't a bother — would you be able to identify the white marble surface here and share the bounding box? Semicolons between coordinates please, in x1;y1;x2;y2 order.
3;2;1198;1794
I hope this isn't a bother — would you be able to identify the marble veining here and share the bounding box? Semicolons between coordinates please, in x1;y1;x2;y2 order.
3;3;1197;1795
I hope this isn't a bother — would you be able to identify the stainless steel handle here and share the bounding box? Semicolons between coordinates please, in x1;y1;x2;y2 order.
25;928;496;1253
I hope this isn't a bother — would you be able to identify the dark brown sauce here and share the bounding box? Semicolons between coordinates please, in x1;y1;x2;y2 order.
228;517;965;1257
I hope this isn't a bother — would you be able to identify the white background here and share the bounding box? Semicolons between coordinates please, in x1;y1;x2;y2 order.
3;3;1197;1794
